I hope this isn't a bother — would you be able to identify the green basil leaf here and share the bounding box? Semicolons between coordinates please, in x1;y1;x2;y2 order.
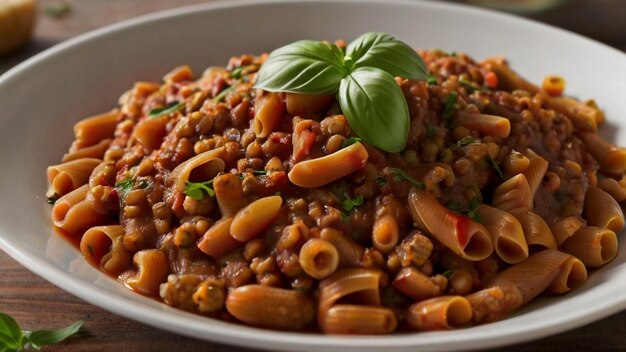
0;313;22;350
255;40;346;93
346;32;428;80
339;67;409;152
27;321;83;348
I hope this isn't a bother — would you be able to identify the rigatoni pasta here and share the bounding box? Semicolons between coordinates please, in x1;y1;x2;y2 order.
46;42;624;335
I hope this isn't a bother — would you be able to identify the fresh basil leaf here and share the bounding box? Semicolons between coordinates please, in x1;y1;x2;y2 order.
255;40;346;93
339;67;409;152
27;321;83;349
0;313;22;350
346;32;428;80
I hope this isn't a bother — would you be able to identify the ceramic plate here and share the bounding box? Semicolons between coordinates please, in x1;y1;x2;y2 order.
1;1;626;351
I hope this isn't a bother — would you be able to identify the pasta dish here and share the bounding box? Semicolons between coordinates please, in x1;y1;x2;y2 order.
46;33;624;334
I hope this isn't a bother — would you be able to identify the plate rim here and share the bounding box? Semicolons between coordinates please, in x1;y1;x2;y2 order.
1;0;626;351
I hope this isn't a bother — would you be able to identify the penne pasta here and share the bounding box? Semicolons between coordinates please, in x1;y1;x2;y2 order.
511;209;558;251
475;204;528;264
546;255;587;295
579;132;626;173
121;249;170;296
598;177;626;203
213;173;247;217
319;227;364;268
408;188;493;261
583;186;625;233
73;110;119;148
551;216;584;247
62;138;112;162
453;110;511;138
80;225;132;276
254;92;285;138
299;238;339;279
491;174;533;212
406;296;473;331
52;185;108;236
230;195;283;242
561;226;618;267
372;213;400;254
168;147;225;193
47;158;102;196
521;148;548;200
323;305;397;334
392;267;441;300
197;217;242;258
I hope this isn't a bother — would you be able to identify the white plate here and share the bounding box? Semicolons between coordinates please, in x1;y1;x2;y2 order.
1;1;626;351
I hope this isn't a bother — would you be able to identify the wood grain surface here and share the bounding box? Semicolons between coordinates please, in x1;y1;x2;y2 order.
1;0;626;351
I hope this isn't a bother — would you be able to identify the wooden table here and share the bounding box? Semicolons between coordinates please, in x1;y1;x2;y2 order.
2;1;626;351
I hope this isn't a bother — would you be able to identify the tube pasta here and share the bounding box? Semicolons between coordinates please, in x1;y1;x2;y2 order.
561;226;618;267
62;138;112;162
466;285;523;323
453;110;510;138
372;213;399;254
285;93;334;116
122;249;169;296
392;267;441;301
319;227;364;268
488;250;587;305
521;148;548;199
132;115;169;151
254;92;285;138
546;255;587;295
502;150;530;176
299;238;339;279
408;188;493;261
491;174;533;212
73;110;119;148
52;185;108;236
169;147;225;193
317;268;384;333
406;296;473;331
598;178;626;203
545;95;599;132
551;216;584;246
226;285;314;330
230;195;283;242
482;58;539;94
288;142;369;188
80;225;132;276
511;210;557;251
47;158;102;196
196;217;242;258
476;204;528;264
583;186;625;233
579;132;626;173
323;305;397;335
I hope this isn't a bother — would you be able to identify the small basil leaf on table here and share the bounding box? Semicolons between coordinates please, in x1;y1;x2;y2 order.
346;32;428;80
338;67;409;152
27;320;84;349
255;40;346;93
0;313;23;350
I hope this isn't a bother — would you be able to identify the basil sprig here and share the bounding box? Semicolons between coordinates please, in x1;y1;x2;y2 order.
255;32;428;152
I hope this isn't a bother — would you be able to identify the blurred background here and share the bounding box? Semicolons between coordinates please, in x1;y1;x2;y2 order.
1;0;625;75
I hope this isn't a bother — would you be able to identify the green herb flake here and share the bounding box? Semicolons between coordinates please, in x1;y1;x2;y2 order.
115;178;134;194
231;67;244;79
457;136;477;147
254;32;430;153
45;2;72;18
340;212;350;224
442;269;455;279
486;156;506;180
446;196;483;223
149;101;183;118
387;167;424;190
341;136;362;149
253;170;268;175
184;180;215;200
442;91;458;120
426;75;437;86
341;193;364;212
212;86;236;104
47;193;60;205
459;78;483;93
450;51;457;57
375;176;388;187
426;123;437;138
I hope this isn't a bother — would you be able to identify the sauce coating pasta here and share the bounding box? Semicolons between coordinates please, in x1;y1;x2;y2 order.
47;43;624;334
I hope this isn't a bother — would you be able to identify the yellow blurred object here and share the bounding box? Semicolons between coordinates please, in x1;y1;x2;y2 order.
0;0;37;56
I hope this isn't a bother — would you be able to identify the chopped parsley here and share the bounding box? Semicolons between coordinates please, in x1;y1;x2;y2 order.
115;178;134;194
341;193;364;212
184;180;215;200
149;101;183;117
446;196;482;223
375;176;388;187
459;78;483;92
457;136;477;147
426;123;437;138
212;86;235;103
487;156;506;180
340;212;350;224
442;91;458;120
387;167;424;189
341;136;362;149
253;170;268;175
442;269;455;279
426;74;437;86
231;67;244;79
